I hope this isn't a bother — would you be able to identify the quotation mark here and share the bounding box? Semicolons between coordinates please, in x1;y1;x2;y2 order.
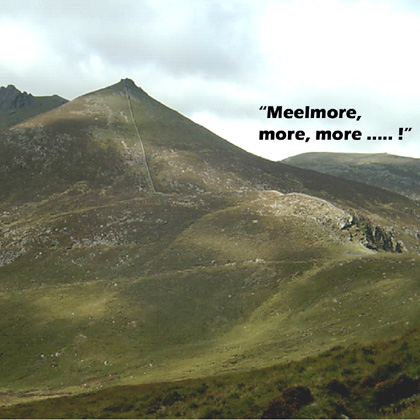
259;106;267;110
399;127;412;140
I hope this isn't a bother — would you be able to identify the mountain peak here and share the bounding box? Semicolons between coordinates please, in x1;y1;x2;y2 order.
0;84;68;129
120;77;136;86
117;77;150;99
4;84;19;91
0;84;33;111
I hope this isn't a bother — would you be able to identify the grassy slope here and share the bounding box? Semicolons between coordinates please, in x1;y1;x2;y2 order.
283;152;420;201
0;80;419;416
0;189;419;401
0;328;419;418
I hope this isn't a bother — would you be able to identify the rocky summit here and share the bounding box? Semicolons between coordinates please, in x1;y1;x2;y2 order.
0;84;67;130
0;79;419;419
0;84;34;110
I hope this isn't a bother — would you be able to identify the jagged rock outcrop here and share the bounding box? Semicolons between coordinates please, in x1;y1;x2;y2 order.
0;85;34;111
0;84;68;130
250;191;405;253
342;213;404;252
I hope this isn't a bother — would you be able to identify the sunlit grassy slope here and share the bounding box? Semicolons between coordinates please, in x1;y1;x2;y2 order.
1;188;419;401
0;79;419;416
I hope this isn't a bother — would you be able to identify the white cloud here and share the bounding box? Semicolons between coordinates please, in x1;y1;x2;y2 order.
257;0;420;94
0;21;45;72
0;0;418;160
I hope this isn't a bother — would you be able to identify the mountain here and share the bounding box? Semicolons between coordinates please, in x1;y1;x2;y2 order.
0;79;419;418
0;84;67;130
1;80;418;216
283;152;420;201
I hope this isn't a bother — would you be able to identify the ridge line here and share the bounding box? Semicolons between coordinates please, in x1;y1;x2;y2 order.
124;81;156;193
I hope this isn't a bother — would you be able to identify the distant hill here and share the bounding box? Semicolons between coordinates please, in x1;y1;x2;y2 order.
283;152;420;201
0;84;67;130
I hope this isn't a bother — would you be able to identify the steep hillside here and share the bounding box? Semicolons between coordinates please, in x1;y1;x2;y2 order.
0;84;67;130
1;80;419;241
283;152;420;201
0;80;419;417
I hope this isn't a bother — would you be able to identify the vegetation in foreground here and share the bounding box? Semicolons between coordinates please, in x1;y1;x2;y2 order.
1;328;419;419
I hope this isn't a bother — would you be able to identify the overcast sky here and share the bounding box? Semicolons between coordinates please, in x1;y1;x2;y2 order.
1;0;419;161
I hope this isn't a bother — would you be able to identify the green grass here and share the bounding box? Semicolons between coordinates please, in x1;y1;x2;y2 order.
0;186;419;400
0;79;419;418
1;328;418;418
1;203;418;392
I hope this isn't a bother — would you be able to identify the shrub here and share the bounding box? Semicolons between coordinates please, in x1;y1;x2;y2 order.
162;390;183;406
103;402;134;413
359;375;375;388
261;398;294;419
145;396;162;414
282;385;313;405
372;361;401;382
326;379;350;397
200;408;222;419
399;342;409;352
261;385;313;418
196;382;209;394
372;373;420;407
361;346;375;356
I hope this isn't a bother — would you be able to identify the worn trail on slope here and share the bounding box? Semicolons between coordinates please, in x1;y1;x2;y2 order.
124;80;156;193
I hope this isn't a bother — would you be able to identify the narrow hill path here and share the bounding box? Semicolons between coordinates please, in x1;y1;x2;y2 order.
123;80;156;193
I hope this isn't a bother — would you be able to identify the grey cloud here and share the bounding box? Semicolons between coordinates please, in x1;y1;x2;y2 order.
0;0;418;161
3;0;260;81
